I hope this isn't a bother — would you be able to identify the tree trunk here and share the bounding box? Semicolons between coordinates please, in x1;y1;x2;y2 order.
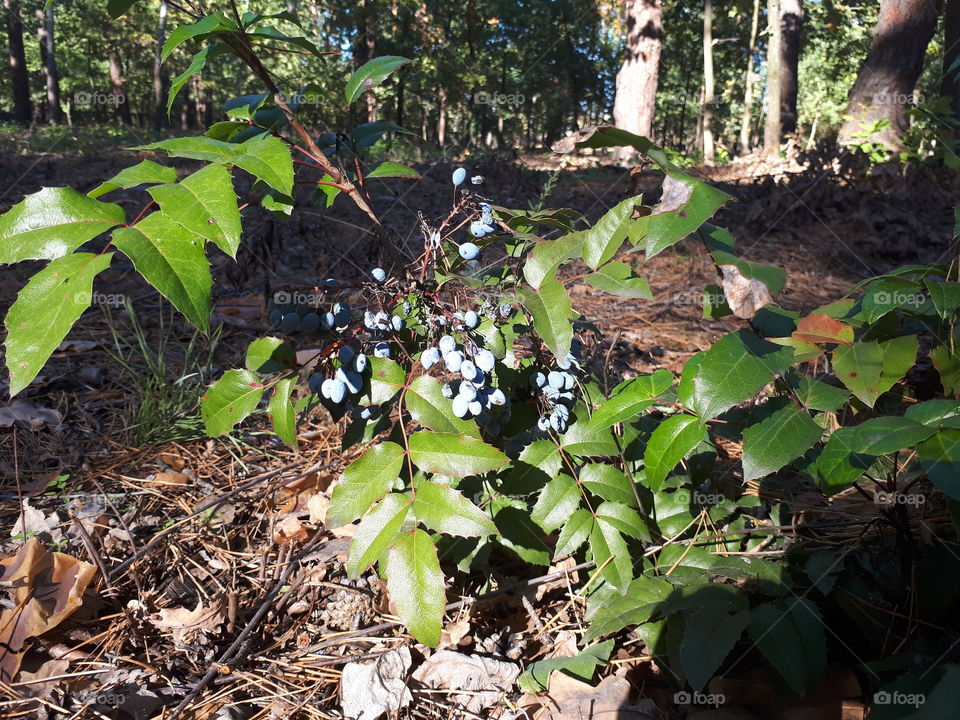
702;0;715;161
437;87;447;147
779;0;802;136
152;0;169;130
763;0;782;157
4;0;30;124
359;0;377;123
739;0;761;153
109;50;132;125
36;4;62;124
838;0;940;152
612;0;664;162
942;0;960;117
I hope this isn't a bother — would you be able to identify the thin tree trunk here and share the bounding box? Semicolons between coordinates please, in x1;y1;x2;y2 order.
779;0;802;136
702;0;715;161
437;87;447;147
739;0;761;153
109;50;132;125
612;0;664;162
4;0;30;124
361;0;377;123
838;0;941;152
37;4;62;124
152;0;169;130
763;0;782;157
942;0;960;117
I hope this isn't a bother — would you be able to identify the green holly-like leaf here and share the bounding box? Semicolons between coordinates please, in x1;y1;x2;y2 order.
345;56;410;104
590;369;673;429
844;417;937;455
347;493;411;577
749;599;826;696
832;336;918;407
364;356;407;405
555;508;593;557
595;501;647;540
403;375;480;437
644;414;708;491
161;11;237;60
413;481;497;537
365;161;420;179
327;441;406;527
584;261;652;299
110;213;212;332
582;196;642;268
267;377;297;447
786;372;850;412
812;427;877;495
905;399;960;429
531;475;581;533
590;516;634;593
130;134;294;195
383;529;445;646
686;329;795;420
917;430;960;499
519;640;615;693
0;188;125;264
741;399;822;481
88;160;178;199
561;416;619;456
520;278;573;361
587;574;676;639
4;252;113;396
201;369;265;436
408;431;509;477
147;164;242;258
522;231;584;289
245;337;296;373
580;464;637;506
680;607;750;692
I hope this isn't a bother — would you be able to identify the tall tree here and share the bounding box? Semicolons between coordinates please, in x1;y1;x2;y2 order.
152;0;169;130
763;0;782;157
36;4;62;124
612;0;664;160
701;0;715;160
4;0;31;124
838;0;941;152
109;49;132;124
779;0;802;136
739;0;761;153
943;0;960;117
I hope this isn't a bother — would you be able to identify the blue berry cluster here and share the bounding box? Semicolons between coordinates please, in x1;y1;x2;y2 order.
269;301;351;335
530;368;577;434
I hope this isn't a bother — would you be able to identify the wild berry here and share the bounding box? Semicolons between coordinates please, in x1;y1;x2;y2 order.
374;342;392;359
459;242;480;260
452;168;467;186
421;346;440;368
371;267;387;283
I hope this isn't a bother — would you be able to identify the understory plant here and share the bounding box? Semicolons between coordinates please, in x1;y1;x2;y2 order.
3;0;960;702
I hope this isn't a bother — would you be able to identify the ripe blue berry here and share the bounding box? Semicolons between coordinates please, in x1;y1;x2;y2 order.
463;310;479;328
531;372;547;389
444;351;464;372
328;378;347;404
488;388;506;406
452;168;467;186
421;346;440;368
374;311;390;330
469;221;487;238
374;342;392;359
459;242;480;261
336;367;363;395
280;313;300;333
338;345;355;365
547;371;565;390
468;400;483;416
308;373;324;394
363;311;377;330
353;354;368;373
371;267;387;283
269;309;283;327
537;416;550;432
452;394;469;418
439;335;456;354
391;315;405;332
460;360;478;381
458;381;478;401
324;311;336;329
301;312;321;333
441;382;455;399
475;349;495;372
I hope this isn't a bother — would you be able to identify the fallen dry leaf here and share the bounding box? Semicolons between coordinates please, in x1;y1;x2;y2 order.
412;649;519;714
274;515;310;544
719;264;774;319
438;615;472;649
0;539;96;683
524;669;656;720
341;646;412;720
14;658;70;699
150;599;227;644
149;471;189;488
0;401;62;430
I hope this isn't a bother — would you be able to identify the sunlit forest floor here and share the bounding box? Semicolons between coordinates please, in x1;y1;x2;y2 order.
1;128;957;719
